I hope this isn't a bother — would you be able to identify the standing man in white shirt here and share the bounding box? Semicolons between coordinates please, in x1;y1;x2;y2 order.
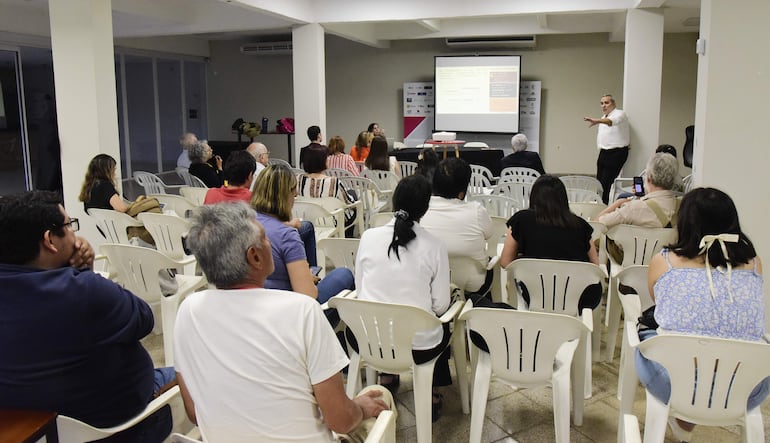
584;94;630;203
176;132;198;169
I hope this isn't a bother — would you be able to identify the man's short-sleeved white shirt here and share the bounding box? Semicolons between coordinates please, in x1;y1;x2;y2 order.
597;108;630;150
177;150;191;169
174;288;349;443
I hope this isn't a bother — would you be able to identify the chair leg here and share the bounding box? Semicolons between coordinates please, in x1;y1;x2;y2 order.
606;280;622;362
346;352;363;399
451;320;470;414
583;330;592;400
591;307;602;362
365;367;378;388
743;407;765;443
572;338;586;425
642;391;669;443
469;353;492;443
413;363;437;443
552;368;571;443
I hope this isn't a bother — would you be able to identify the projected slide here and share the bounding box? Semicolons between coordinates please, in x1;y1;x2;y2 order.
435;55;521;133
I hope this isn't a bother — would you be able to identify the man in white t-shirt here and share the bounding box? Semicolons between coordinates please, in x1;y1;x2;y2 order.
420;157;494;294
175;202;391;443
584;94;630;203
246;141;270;178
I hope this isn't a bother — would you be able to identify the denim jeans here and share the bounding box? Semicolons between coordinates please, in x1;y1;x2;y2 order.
298;220;318;267
317;267;355;304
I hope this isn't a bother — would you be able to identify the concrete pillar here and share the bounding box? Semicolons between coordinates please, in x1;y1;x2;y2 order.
693;0;770;291
292;24;326;166
622;8;664;175
49;0;120;243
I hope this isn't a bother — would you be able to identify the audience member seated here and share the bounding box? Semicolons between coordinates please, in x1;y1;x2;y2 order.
188;140;223;188
500;174;602;311
204;150;256;204
365;135;401;179
175;202;392;442
246;142;270;177
368;122;384;137
299;125;324;168
636;188;770;441
500;133;545;175
326;136;360;176
79;153;129;213
421;157;494;295
354;175;451;420
350;131;373;162
298;144;358;236
176;132;197;169
597;153;680;229
415;148;439;183
251;164;354;305
0;191;176;442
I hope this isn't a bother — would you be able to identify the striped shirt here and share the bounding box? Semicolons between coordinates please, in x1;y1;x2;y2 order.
326;154;359;176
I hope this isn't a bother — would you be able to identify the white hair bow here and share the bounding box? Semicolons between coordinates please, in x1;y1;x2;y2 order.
698;233;739;301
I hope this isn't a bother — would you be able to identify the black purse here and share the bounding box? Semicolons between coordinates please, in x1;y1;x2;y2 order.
637;305;658;331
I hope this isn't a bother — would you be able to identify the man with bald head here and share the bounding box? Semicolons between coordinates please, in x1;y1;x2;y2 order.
246;142;270;176
177;132;198;169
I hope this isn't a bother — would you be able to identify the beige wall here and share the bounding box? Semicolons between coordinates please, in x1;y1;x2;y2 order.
207;32;697;173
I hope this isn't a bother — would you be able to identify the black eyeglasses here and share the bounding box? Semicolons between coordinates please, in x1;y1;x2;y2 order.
53;218;79;232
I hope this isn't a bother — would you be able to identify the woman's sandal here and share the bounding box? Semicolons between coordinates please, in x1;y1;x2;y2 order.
432;393;444;422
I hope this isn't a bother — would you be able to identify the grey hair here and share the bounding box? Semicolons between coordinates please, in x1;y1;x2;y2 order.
247;142;268;158
511;134;528;153
187;141;208;164
645;152;679;190
186;202;264;288
179;132;197;150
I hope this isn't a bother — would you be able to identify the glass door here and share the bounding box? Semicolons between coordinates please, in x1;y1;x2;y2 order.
0;48;32;195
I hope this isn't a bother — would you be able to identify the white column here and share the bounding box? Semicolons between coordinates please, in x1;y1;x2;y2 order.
693;1;770;295
622;8;664;175
292;24;326;166
49;0;120;244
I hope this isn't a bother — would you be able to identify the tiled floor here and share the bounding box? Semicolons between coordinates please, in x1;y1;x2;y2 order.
144;325;770;442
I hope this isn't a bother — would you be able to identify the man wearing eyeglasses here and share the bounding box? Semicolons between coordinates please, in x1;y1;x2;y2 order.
0;191;175;442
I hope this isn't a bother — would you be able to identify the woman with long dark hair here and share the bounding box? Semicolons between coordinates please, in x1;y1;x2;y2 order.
354;174;450;419
364;135;401;178
637;188;768;441
79;154;129;212
500;174;600;309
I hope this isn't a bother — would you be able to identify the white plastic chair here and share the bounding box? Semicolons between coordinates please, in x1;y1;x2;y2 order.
148;193;197;218
604;225;676;362
326;167;353;178
179;186;208;206
569;201;608;220
566;188;602;203
560;175;603;196
490;182;531;209
629;332;770;443
470;164;497;184
87;208;144;245
506;258;605;398
460;302;592;443
499;166;540;184
467;173;491;195
361;169;399;192
399;160;417;177
136;212;197;275
339;176;391;229
468;194;521;219
100;244;207;366
134;171;183;195
448;255;500;296
329;296;469;443
317;237;359;274
268;158;292;168
176;167;207;188
463;141;489;148
292;199;345;240
370;212;393;228
682;173;694;192
57;386;181;443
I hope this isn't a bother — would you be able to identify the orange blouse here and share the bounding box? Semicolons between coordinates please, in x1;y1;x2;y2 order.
350;146;370;162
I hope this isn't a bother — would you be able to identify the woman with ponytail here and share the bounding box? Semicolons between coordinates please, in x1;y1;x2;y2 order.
353;174;451;420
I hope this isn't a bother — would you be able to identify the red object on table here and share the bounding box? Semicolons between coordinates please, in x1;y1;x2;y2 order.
0;409;59;443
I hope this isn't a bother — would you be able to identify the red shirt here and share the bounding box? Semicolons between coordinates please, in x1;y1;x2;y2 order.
203;186;252;205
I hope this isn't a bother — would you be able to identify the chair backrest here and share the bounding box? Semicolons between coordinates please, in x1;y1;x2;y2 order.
148;194;196;218
87;208;143;244
179;186;208;206
136;212;192;261
176;167;207;188
370;212;393;228
566;188;602;203
100;244;178;304
449;256;488;293
328;297;441;373
399;161;417;177
616;265;654;320
491;182;531;209
507;258;605;316
268;158;292;168
339;176;389;228
468;173;492;195
606;224;677;267
500;167;540;182
682;174;694;193
317;238;359;272
463;141;489;148
639;334;770;425
361;169;399;191
569;202;608;220
326;168;353;178
587;221;607;245
559;175;603;195
470;164;496;182
134;171;169;195
292;200;343;238
461;307;587;385
468;194;521;219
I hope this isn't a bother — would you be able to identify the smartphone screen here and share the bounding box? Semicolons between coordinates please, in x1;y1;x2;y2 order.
633;176;644;196
310;266;323;276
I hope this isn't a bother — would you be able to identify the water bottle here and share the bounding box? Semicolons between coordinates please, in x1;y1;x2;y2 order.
261;117;269;134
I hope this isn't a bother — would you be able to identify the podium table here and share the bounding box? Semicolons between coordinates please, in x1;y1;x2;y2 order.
425;140;465;159
391;147;504;176
0;410;59;443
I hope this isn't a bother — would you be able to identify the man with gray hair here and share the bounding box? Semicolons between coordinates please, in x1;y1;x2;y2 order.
499;133;545;174
246;142;270;176
174;202;392;442
597;152;680;229
176;132;198;169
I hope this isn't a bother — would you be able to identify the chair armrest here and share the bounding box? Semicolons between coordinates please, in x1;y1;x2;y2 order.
364;410;396;443
626;321;641;348
439;299;465;323
458;299;474;321
580;307;594;332
320;289;356;310
763;333;770;344
92;386;180;433
486;255;500;270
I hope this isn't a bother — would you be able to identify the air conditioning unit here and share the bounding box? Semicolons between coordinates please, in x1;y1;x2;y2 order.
445;36;536;49
240;41;293;56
